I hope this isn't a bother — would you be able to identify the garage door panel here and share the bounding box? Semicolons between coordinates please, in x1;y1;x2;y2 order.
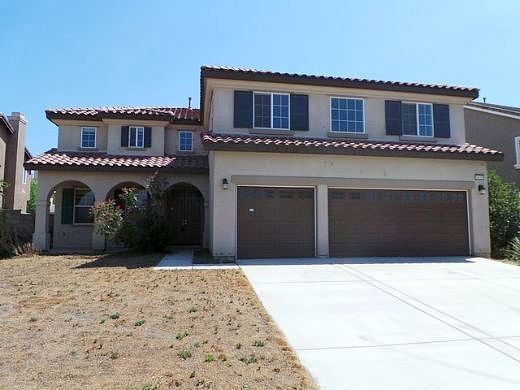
238;187;315;259
329;189;469;257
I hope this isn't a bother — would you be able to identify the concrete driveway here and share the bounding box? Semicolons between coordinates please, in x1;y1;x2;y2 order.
239;257;520;390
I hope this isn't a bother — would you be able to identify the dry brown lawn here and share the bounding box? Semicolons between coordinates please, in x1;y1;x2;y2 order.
0;253;315;389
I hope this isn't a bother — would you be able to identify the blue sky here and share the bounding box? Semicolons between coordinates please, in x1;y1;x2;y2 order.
1;0;519;155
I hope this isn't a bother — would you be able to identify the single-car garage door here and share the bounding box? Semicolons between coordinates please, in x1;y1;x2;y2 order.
237;187;315;259
329;189;469;257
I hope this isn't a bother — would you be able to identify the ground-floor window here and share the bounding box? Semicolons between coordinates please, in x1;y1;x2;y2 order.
74;188;95;224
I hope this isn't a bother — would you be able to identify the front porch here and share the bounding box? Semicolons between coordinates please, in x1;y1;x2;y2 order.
33;170;209;251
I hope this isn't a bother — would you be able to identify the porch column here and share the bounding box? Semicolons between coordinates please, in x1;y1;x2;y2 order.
33;199;49;250
316;184;329;257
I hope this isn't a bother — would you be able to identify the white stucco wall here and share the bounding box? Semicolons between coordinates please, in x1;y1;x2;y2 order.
209;151;490;259
207;80;469;145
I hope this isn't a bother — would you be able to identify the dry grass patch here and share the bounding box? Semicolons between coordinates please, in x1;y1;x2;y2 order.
0;253;314;389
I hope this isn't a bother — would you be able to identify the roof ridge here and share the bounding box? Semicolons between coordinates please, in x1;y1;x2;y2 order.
201;65;478;93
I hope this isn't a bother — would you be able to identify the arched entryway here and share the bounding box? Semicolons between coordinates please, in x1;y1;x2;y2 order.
105;182;148;210
166;183;204;246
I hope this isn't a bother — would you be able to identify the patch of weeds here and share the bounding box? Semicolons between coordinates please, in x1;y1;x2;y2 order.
176;330;188;340
110;351;119;360
163;314;174;320
134;319;145;327
99;319;106;324
253;340;265;347
189;371;195;379
178;349;192;360
188;306;198;313
235;343;242;350
29;316;38;322
204;354;215;362
142;384;158;390
109;312;120;320
240;355;258;365
193;342;201;348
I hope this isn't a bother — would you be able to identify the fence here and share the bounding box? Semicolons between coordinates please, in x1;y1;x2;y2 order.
0;210;34;257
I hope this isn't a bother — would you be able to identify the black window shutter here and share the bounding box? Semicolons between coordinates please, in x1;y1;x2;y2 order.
433;104;451;138
385;100;402;135
290;94;309;131
144;127;152;147
61;188;74;224
234;91;253;128
121;126;129;147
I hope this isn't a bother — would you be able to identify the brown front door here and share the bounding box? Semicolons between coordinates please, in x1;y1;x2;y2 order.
329;189;469;257
167;185;203;246
237;186;315;259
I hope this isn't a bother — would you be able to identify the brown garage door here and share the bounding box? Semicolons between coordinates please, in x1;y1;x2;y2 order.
329;189;469;257
237;187;315;259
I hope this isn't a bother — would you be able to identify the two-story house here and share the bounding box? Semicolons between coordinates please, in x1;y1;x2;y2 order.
1;112;33;212
465;102;520;185
26;66;502;258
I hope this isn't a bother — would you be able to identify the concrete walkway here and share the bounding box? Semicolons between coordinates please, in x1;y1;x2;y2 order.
154;250;238;270
239;257;520;390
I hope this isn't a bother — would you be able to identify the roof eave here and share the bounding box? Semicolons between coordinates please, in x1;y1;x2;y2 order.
202;140;503;162
200;67;480;99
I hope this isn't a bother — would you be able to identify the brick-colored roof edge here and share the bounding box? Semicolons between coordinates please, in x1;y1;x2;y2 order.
24;149;208;172
45;106;201;124
202;133;503;162
201;65;480;98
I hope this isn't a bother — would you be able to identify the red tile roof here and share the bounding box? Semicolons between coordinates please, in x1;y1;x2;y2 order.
25;149;208;171
202;133;503;161
46;107;200;124
201;65;479;98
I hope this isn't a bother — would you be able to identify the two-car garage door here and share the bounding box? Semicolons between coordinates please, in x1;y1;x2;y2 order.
328;189;469;257
237;186;469;259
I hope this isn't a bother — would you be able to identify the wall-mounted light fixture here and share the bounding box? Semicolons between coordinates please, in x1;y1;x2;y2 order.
222;178;229;190
478;184;486;195
474;173;485;181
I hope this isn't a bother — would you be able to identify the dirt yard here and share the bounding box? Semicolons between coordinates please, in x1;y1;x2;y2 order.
0;253;314;389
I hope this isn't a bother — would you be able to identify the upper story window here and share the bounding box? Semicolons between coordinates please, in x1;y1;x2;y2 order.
129;126;145;148
402;102;433;137
253;92;289;129
515;137;520;167
178;131;193;152
330;97;365;133
81;127;96;148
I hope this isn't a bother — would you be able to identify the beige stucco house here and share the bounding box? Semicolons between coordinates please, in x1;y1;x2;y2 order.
27;66;502;258
1;112;32;213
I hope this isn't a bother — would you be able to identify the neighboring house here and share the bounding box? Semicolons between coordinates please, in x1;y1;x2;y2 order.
26;66;502;258
0;112;33;213
465;102;520;185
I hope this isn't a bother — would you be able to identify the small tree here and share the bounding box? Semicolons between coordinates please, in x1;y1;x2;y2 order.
488;170;520;257
91;199;123;251
27;180;38;214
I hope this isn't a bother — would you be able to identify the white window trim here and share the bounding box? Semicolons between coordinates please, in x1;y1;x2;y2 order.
514;136;520;168
402;101;434;137
80;127;97;148
329;96;366;134
73;188;94;225
22;169;28;184
252;91;290;130
178;130;193;152
128;126;145;148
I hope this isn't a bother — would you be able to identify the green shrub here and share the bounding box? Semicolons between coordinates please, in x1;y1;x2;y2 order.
488;171;520;257
505;237;520;262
